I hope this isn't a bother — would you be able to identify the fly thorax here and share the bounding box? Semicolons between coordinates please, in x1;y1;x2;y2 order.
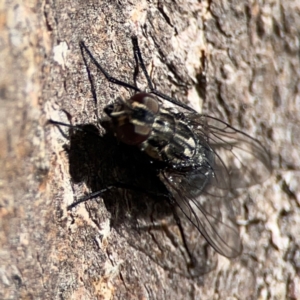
164;119;198;165
141;110;198;167
140;111;175;160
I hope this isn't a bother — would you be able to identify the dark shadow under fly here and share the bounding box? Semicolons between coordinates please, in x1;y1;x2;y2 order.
49;36;272;277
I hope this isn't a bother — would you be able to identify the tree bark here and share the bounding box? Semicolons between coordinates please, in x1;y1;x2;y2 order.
1;0;299;299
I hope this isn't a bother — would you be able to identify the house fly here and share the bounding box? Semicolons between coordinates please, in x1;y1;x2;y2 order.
51;36;272;277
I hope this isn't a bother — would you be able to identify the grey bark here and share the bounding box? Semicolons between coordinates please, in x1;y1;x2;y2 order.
0;0;299;299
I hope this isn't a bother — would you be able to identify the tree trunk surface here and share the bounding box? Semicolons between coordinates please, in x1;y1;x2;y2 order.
1;0;299;299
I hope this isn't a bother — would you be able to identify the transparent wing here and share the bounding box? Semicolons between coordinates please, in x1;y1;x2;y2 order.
160;170;242;258
158;113;272;258
189;114;272;190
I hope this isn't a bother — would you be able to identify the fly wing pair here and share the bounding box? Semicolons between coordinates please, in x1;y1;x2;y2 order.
159;113;272;259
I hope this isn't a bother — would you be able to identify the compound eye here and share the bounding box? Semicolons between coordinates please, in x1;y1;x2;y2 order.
130;93;160;114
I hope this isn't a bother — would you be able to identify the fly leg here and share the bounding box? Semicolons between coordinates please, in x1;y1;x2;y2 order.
79;41;141;93
131;36;196;112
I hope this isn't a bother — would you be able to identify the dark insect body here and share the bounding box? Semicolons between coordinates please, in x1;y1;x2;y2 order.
105;92;213;171
50;36;272;277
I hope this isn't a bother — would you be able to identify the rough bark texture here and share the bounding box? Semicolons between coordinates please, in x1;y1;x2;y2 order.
1;0;299;299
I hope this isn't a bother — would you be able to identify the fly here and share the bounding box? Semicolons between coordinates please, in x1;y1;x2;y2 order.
50;36;272;276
